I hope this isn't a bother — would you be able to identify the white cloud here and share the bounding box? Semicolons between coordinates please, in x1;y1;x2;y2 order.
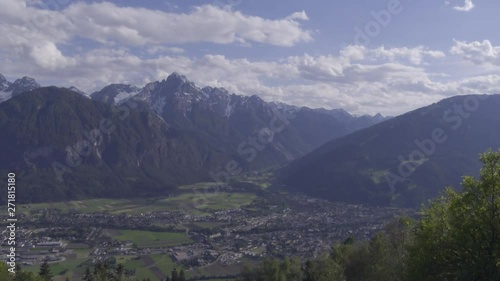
288;54;345;81
285;11;309;21
147;46;185;55
450;40;500;65
29;42;74;70
0;0;312;68
341;45;446;65
453;0;475;12
46;1;312;47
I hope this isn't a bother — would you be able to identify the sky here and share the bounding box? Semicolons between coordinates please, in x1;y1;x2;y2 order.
0;0;499;116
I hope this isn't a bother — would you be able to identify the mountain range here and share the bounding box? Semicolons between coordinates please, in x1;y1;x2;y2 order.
0;73;388;203
2;72;498;208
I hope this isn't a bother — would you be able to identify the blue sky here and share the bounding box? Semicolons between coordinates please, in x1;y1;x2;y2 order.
1;0;499;115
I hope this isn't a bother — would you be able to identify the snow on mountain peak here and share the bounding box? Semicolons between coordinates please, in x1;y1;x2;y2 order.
91;84;141;104
2;76;41;97
0;73;11;91
68;86;87;96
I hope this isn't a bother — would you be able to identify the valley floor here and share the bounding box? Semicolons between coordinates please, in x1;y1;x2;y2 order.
1;183;412;280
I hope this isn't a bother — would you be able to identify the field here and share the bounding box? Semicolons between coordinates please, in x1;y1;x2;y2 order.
23;256;89;281
159;192;257;211
24;254;184;281
123;254;183;280
234;169;276;189
190;259;254;278
177;182;222;190
17;198;133;214
104;229;193;248
16;188;259;280
19;192;257;215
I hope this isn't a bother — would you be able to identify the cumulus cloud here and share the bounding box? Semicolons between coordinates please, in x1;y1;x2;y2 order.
341;45;446;65
0;0;312;49
450;40;500;65
453;0;475;12
29;42;74;70
146;46;185;55
285;11;309;21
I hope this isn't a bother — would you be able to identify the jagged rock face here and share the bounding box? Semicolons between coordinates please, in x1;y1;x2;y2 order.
9;76;41;96
132;73;383;170
0;74;40;102
0;74;11;91
91;84;141;104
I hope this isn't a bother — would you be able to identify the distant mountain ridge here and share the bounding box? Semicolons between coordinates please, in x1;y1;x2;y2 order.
89;73;389;127
0;72;388;132
0;74;41;102
115;73;389;169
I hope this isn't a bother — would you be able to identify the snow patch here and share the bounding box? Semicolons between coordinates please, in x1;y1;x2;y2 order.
224;102;234;117
114;90;140;103
151;97;166;115
0;91;13;103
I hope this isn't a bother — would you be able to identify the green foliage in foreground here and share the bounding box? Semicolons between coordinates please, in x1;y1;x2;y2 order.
239;150;500;281
407;149;500;281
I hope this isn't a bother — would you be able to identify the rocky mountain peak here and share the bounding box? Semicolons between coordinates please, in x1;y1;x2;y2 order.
201;86;230;99
8;76;41;96
91;83;141;104
0;73;7;84
14;76;38;86
166;72;189;87
0;73;11;91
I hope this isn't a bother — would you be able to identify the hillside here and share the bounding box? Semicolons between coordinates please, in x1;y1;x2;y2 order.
280;94;500;207
0;87;231;203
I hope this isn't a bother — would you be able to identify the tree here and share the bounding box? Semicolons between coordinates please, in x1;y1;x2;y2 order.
171;268;179;281
282;257;302;281
179;269;186;281
408;150;500;281
14;265;24;281
83;267;92;281
0;262;13;281
92;262;108;281
38;262;53;281
115;264;125;281
303;258;343;281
